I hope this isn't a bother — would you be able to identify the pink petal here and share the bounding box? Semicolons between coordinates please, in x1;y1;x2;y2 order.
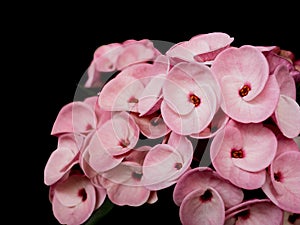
210;122;267;189
231;122;277;172
116;39;159;70
138;74;166;116
82;133;123;173
274;95;300;138
276;133;299;156
57;133;83;154
51;101;97;136
220;74;280;123
93;43;122;72
190;107;229;139
44;147;79;185
225;199;283;225
131;111;170;139
84;61;102;88
269;151;300;213
274;64;296;99
179;187;225;225
96;112;139;156
142;144;183;186
173;167;244;208
98;75;144;112
212;45;269;101
52;175;96;225
94;186;107;209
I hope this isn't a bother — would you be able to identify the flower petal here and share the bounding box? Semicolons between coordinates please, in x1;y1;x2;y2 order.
179;187;225;225
274;95;300;138
51;101;96;136
173;167;244;208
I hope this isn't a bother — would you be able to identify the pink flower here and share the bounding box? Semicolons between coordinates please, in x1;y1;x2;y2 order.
51;173;106;225
98;61;168;113
44;133;83;185
272;65;300;138
210;120;277;189
173;167;244;208
161;61;221;135
81;112;139;174
92;147;156;206
262;150;300;213
166;32;234;63
141;132;193;190
84;39;160;88
224;199;283;225
211;45;280;123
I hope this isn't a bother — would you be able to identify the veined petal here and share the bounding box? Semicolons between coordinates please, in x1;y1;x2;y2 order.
212;45;269;101
221;75;279;123
274;95;300;138
179;188;225;225
51;101;96;136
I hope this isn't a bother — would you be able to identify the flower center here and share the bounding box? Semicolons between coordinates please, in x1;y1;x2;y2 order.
128;96;139;103
78;188;87;202
231;148;244;158
288;213;300;224
236;209;250;220
174;162;182;170
132;171;143;181
239;84;251;97
274;171;282;182
119;139;130;148
200;189;213;202
189;94;201;107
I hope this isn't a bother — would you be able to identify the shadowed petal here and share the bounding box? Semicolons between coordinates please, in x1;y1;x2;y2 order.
179;187;225;225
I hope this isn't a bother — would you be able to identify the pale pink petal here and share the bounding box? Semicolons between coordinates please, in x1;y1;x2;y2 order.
231;122;277;172
96;112;139;156
142;144;182;187
210;123;267;189
274;64;296;99
225;199;283;225
161;100;200;135
52;175;96;225
269;151;300;213
51;101;97;136
94;186;107;209
138;74;166;116
220;75;280;123
147;191;158;204
190;107;229;139
83;133;123;173
276;133;299;156
274;95;300;138
179;188;225;225
84;61;102;88
100;161;150;206
93;43;122;72
173;167;244;208
44;147;79;185
98;75;144;112
116;39;159;70
212;45;269;101
131;111;170;139
57;133;83;155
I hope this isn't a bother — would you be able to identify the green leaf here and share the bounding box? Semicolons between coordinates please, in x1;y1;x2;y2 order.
84;198;114;225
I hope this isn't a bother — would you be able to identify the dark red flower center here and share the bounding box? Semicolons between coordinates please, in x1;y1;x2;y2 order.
189;94;201;107
174;162;182;170
119;139;130;148
231;148;244;158
239;84;251;97
78;188;87;202
200;189;213;202
274;171;282;182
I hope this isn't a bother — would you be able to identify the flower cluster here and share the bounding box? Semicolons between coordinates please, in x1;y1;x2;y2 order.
45;32;300;225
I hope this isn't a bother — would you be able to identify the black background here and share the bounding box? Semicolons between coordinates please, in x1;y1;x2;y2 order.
22;14;300;225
